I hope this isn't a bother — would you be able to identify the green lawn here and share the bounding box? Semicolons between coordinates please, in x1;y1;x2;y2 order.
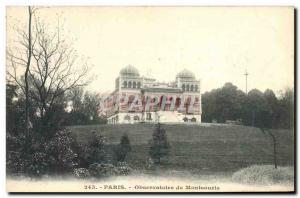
69;123;294;172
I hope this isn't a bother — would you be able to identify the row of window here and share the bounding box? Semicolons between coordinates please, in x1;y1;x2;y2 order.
183;117;197;122
110;114;197;123
124;113;152;121
182;84;198;92
123;81;141;89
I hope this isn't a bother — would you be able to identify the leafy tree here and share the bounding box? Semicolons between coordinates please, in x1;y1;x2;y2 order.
277;88;294;129
85;131;107;165
114;134;132;162
65;88;106;125
148;123;170;165
202;83;246;123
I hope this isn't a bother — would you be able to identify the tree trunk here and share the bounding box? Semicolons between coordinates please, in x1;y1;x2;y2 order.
25;6;33;136
270;134;278;169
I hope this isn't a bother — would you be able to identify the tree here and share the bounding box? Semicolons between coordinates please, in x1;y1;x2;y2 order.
148;123;170;165
65;88;106;125
277;88;294;129
7;6;36;136
114;134;132;162
7;9;91;136
202;83;246;123
85;131;107;165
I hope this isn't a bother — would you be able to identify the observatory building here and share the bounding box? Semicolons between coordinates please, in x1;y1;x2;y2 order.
102;65;202;124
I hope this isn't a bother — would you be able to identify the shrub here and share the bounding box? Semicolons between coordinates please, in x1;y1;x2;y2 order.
88;163;118;178
114;134;131;162
43;129;78;174
7;128;78;177
116;162;132;176
73;168;90;179
88;162;132;178
85;131;107;165
232;165;294;185
149;123;170;164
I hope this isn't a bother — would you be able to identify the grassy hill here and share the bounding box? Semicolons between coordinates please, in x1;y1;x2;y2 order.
69;123;294;172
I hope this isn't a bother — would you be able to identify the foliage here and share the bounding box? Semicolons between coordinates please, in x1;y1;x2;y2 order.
232;165;294;185
116;162;132;176
88;162;132;178
73;168;90;179
148;123;170;164
6;129;78;177
43;129;78;174
64;87;107;126
202;83;294;129
114;134;132;162
84;131;107;165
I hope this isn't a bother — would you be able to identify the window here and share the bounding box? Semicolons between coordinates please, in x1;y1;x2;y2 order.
146;113;152;120
183;117;188;122
133;81;136;88
137;82;141;88
195;85;198;91
191;85;194;91
191;118;196;122
123;81;127;88
128;81;132;88
124;115;130;121
186;84;190;91
134;115;140;121
182;84;185;91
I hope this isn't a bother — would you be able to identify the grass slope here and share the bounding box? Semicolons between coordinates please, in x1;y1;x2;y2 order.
69;124;294;172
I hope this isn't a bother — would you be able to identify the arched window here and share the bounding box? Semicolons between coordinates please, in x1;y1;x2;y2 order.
134;115;140;121
182;84;185;91
124;115;130;121
137;82;141;88
186;84;190;91
128;81;132;88
183;117;188;122
191;118;196;122
195;85;198;91
133;81;136;88
123;81;127;88
175;97;181;109
191;85;194;91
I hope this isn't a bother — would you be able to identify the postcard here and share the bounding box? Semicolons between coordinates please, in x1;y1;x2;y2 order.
6;6;294;193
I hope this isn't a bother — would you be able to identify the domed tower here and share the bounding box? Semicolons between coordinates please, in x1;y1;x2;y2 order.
176;69;196;80
117;65;142;91
176;69;201;123
176;69;199;92
120;65;140;77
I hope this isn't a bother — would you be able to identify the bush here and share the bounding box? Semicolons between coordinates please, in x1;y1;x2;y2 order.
43;129;78;174
114;134;131;162
88;162;132;178
84;131;107;165
232;165;294;185
88;163;118;178
73;168;90;179
149;123;170;165
116;162;132;176
6;129;78;177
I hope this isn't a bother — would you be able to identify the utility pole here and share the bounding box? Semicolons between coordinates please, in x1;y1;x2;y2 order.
244;69;249;94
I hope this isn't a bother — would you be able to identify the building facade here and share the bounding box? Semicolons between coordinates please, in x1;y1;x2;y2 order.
102;65;202;124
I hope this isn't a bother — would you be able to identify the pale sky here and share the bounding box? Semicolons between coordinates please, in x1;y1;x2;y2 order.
6;6;294;94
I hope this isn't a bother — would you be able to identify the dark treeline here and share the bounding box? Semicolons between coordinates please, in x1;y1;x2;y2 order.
202;82;294;129
7;84;106;138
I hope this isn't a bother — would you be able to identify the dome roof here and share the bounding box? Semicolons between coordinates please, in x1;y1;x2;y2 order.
176;69;195;79
120;65;140;77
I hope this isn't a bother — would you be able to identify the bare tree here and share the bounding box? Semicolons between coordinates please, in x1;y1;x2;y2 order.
7;7;91;135
260;128;278;169
7;6;36;135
